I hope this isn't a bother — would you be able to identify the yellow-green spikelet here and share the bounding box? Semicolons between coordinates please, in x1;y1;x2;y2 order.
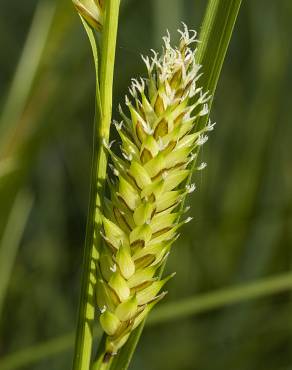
97;24;215;356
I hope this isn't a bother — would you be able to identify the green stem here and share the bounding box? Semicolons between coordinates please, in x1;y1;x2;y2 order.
72;1;121;370
96;0;121;216
109;1;242;369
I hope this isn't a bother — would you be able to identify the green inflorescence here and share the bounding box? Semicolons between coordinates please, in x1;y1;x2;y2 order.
96;24;215;357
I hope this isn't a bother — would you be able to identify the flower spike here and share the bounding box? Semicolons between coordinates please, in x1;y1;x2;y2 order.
96;25;215;357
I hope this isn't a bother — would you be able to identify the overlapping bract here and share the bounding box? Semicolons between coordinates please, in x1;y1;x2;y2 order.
73;0;104;30
96;25;214;357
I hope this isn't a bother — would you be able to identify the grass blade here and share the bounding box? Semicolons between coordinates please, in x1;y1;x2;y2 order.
72;17;101;370
0;0;56;158
149;271;292;325
0;334;75;370
0;190;33;318
196;0;242;96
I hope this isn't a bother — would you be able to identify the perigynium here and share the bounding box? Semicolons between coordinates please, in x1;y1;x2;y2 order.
96;24;215;360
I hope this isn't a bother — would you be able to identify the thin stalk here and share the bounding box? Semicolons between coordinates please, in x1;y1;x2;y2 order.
96;0;121;220
3;271;292;370
110;1;242;369
72;1;121;370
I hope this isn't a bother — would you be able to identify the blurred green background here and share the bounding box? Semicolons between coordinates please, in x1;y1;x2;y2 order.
1;0;292;369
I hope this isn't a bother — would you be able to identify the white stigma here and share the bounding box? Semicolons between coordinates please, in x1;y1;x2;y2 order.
197;134;208;146
110;264;117;273
109;164;119;177
206;120;216;131
178;22;198;46
185;216;193;224
141;54;152;73
197;162;207;170
114;120;123;130
100;306;107;314
122;151;133;161
199;103;209;116
125;95;131;106
186;183;196;193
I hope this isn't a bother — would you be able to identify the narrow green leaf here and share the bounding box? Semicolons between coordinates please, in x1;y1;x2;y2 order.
72;18;101;370
196;0;243;96
149;271;292;325
0;334;75;370
0;190;33;318
0;1;56;158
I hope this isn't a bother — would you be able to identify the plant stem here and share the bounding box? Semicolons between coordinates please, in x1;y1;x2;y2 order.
96;0;121;219
109;1;242;369
72;1;121;370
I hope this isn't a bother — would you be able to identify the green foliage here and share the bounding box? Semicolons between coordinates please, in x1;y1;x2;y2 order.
0;1;292;370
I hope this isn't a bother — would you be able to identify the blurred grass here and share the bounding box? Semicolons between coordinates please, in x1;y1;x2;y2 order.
0;0;56;158
0;190;33;318
2;271;292;370
0;0;292;370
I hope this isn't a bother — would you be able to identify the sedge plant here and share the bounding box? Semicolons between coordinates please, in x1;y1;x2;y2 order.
72;0;241;369
73;0;214;366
